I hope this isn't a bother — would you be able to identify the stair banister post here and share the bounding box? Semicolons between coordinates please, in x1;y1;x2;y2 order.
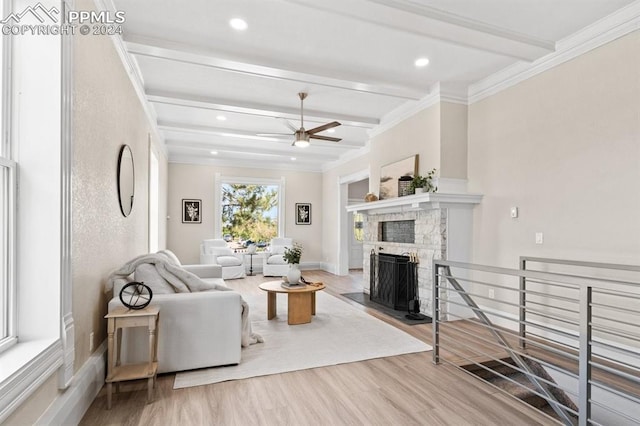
578;284;593;426
519;257;527;350
432;261;441;364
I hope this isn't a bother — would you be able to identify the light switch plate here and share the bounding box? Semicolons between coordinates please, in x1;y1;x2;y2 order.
510;207;518;218
535;232;544;244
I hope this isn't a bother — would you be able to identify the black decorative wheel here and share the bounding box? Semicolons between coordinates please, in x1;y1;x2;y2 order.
119;282;153;310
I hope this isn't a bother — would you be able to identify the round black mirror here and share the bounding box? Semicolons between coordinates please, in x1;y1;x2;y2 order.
117;145;135;217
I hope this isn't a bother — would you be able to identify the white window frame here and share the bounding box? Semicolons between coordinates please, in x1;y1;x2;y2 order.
0;158;16;354
214;174;285;240
0;0;74;421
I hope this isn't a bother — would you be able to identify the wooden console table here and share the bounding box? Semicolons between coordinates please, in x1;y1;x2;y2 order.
104;306;159;409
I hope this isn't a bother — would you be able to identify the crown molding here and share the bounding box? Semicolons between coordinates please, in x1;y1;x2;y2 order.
468;0;640;104
366;82;468;140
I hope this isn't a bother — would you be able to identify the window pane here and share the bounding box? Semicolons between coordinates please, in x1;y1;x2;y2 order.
221;183;278;246
0;167;7;341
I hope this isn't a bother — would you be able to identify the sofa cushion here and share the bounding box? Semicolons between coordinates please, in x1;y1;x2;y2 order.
267;254;287;265
134;264;175;294
217;255;242;266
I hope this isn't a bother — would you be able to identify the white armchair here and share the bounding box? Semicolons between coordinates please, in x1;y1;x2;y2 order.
108;252;242;373
262;237;293;277
200;239;246;280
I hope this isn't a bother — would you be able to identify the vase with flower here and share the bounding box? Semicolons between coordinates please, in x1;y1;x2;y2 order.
283;243;303;284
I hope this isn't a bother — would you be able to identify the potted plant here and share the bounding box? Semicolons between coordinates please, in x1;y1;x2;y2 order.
283;243;303;283
410;168;438;194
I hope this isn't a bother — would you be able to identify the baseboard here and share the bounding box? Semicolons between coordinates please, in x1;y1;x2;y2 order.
299;261;321;271
35;341;106;425
320;262;338;275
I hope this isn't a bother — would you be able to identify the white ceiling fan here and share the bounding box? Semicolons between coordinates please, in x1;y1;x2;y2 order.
258;92;342;147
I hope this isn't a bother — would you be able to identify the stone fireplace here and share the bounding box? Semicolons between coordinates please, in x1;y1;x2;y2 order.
346;188;482;317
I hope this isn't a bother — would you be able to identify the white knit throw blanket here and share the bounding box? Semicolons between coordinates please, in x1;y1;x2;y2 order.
106;253;263;347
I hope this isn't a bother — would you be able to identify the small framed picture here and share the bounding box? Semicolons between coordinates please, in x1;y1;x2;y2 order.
295;203;311;225
182;199;201;223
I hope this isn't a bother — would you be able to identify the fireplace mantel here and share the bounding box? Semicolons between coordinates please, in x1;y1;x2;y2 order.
346;192;482;215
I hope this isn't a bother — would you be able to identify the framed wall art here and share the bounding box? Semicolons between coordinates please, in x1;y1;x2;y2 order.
182;199;202;223
379;155;418;199
295;203;311;225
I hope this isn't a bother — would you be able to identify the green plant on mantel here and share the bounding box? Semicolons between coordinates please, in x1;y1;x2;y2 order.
410;168;438;193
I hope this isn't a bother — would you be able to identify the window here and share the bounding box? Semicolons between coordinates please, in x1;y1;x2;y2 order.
215;175;285;245
0;0;73;419
0;0;15;353
0;158;15;353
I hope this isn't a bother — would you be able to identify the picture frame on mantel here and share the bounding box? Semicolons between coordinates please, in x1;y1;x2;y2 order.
295;203;311;225
182;199;202;223
379;155;418;199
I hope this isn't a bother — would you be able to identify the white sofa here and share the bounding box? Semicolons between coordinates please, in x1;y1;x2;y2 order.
263;237;293;277
200;239;246;280
108;260;242;374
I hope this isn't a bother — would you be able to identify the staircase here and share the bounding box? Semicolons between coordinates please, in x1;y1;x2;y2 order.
462;357;578;422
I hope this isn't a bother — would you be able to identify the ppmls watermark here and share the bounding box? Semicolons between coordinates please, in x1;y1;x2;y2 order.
1;2;125;36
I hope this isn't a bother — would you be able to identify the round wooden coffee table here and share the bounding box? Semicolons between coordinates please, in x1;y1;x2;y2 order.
258;280;326;325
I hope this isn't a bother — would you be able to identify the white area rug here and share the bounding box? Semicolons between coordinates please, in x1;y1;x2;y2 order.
174;291;431;389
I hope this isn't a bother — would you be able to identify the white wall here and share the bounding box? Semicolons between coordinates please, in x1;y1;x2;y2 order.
167;163;323;265
468;30;640;268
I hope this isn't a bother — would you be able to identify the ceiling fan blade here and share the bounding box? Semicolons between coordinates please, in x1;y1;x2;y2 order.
307;121;341;135
310;134;342;142
256;133;292;137
278;118;298;132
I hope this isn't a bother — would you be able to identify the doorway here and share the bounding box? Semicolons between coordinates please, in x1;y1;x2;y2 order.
347;178;368;270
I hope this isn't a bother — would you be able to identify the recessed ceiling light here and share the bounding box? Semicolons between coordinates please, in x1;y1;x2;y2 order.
327;128;335;133
414;57;430;68
290;157;296;161
216;115;227;121
229;18;248;31
210;150;218;155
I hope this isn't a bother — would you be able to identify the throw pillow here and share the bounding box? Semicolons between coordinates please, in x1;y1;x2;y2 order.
207;247;234;256
271;246;286;255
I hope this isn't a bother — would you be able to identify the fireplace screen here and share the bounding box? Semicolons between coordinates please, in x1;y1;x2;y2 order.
370;252;417;311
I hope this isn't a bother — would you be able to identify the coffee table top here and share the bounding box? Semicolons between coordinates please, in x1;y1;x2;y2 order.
259;280;325;294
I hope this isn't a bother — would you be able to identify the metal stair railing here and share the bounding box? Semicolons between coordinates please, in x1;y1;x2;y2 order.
433;259;640;426
434;264;575;425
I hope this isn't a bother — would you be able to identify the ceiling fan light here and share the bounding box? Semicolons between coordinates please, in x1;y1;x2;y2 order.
294;139;310;148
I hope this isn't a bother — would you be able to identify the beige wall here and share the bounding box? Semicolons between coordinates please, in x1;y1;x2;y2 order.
440;102;468;179
167;163;323;265
370;105;441;192
6;1;168;422
72;9;167;367
468;30;640;268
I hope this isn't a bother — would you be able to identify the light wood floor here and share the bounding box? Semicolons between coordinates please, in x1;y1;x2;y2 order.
80;271;556;425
